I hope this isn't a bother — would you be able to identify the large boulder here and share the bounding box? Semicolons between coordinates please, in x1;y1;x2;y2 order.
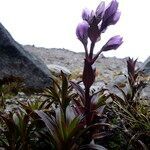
0;23;52;90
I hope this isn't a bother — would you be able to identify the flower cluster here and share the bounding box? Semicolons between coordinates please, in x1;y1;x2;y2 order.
76;0;123;124
76;0;123;89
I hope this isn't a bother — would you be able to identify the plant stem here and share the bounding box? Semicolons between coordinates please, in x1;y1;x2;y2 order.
89;42;95;60
84;45;88;58
92;49;102;64
85;87;91;125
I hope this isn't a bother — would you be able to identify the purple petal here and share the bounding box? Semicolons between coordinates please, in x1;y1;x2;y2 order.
106;35;122;45
112;11;121;24
76;21;89;46
82;8;94;23
88;17;101;43
101;35;123;52
100;1;120;32
103;0;118;21
95;1;105;23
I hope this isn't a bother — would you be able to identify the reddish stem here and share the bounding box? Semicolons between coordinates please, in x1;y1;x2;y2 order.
89;42;95;60
84;45;88;58
92;49;102;64
85;87;91;125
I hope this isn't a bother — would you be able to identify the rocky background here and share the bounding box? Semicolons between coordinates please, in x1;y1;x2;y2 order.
24;45;142;81
24;45;150;100
2;45;150;112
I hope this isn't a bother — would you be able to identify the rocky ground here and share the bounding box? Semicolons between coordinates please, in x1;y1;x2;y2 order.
2;45;149;112
24;45;142;82
24;45;150;100
24;45;146;85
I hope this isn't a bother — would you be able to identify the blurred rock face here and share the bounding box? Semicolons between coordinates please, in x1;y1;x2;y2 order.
0;23;52;90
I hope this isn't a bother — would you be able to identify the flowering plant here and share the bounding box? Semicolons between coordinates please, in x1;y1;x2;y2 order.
1;1;149;149
76;0;123;124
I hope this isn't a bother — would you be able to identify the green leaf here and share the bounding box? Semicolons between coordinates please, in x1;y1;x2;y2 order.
68;115;83;139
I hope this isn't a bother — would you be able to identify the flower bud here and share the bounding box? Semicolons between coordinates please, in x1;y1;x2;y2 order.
95;1;105;23
101;35;123;52
82;8;94;23
88;17;101;43
76;21;89;47
104;0;118;20
112;11;121;24
100;0;120;32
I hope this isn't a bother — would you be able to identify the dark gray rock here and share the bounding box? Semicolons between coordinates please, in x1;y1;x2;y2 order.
0;23;52;90
139;56;150;75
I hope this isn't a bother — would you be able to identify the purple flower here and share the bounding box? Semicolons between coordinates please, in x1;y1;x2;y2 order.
82;8;94;23
112;11;121;23
81;2;105;43
76;0;122;58
76;21;89;47
101;35;123;52
100;0;120;32
87;1;105;43
104;0;118;20
95;1;105;23
88;17;101;43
